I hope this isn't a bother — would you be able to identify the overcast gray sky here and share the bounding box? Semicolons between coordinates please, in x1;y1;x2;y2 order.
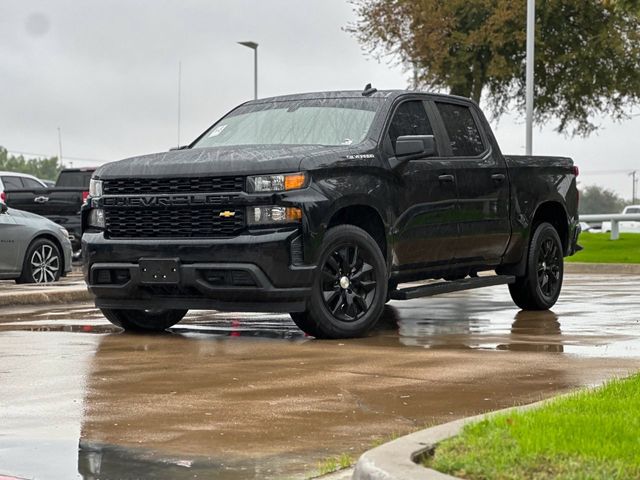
1;0;638;198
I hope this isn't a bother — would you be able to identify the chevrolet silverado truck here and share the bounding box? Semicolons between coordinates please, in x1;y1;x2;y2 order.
6;167;95;251
82;87;580;339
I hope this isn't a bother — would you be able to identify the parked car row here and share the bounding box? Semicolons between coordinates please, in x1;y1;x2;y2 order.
0;168;88;284
0;201;73;283
4;167;95;251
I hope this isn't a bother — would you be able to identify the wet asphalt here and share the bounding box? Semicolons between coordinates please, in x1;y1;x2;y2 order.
1;274;639;479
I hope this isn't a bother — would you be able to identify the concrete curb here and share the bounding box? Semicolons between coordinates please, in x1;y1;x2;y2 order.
352;396;560;480
565;262;640;275
0;285;92;307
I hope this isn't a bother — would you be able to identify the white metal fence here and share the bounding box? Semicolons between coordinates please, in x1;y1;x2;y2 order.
579;214;640;240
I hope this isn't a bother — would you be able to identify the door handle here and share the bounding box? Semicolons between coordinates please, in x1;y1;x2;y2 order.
491;173;506;182
438;174;455;183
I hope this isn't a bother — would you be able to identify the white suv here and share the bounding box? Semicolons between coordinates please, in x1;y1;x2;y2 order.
0;171;47;203
602;205;640;233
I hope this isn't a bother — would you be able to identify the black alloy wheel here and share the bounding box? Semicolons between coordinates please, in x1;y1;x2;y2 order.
537;236;561;299
290;225;388;339
508;222;564;310
320;244;377;322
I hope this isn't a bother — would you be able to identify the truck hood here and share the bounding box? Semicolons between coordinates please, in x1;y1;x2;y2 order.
95;144;361;179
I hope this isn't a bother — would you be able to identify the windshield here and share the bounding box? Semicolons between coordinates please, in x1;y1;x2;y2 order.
193;98;380;148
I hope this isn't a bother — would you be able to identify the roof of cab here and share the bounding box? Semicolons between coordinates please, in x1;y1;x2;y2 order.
247;89;472;105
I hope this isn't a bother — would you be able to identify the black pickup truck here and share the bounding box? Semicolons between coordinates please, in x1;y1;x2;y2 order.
82;88;580;338
7;168;95;251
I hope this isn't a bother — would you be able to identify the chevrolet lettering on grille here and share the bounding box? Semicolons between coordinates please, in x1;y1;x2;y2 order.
101;194;236;208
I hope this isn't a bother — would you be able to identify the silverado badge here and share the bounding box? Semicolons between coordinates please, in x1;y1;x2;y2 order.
219;210;236;218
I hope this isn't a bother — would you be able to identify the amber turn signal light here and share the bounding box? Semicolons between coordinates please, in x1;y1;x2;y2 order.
284;173;307;191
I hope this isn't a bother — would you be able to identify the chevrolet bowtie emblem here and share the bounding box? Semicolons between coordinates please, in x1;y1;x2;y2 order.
219;210;236;218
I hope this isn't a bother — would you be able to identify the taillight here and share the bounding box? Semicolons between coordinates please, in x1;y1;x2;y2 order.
572;165;579;177
0;191;5;203
82;191;90;204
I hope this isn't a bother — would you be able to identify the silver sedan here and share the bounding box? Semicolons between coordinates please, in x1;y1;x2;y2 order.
0;203;72;283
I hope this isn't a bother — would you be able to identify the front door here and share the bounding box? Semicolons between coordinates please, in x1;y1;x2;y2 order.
388;99;459;275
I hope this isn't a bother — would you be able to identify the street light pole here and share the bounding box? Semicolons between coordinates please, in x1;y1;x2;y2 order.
177;60;182;148
57;127;65;167
631;170;638;204
525;0;535;155
238;41;259;100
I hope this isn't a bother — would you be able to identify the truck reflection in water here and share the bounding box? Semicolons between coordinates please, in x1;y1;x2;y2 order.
396;300;562;353
76;304;568;479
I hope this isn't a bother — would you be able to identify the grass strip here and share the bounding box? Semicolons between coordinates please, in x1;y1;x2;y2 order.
427;374;640;479
566;232;640;264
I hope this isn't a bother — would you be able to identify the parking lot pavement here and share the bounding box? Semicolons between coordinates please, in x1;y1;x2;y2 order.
1;274;640;479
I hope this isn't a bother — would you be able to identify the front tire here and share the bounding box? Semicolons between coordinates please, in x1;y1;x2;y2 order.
17;238;62;284
509;222;564;310
100;308;188;332
291;225;388;339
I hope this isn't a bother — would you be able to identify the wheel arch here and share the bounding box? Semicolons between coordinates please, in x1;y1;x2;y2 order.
531;201;569;253
326;203;388;263
498;200;569;278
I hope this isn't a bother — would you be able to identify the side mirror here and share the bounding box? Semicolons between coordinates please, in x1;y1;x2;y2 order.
395;135;436;158
0;203;7;214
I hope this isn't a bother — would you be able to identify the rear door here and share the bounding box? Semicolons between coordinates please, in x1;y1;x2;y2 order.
388;98;459;272
432;100;510;265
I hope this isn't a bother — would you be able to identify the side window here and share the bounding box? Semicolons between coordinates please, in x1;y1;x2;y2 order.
435;103;485;157
388;100;434;150
22;177;44;189
1;176;23;190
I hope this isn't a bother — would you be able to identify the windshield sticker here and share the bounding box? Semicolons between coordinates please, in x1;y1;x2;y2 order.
208;125;227;137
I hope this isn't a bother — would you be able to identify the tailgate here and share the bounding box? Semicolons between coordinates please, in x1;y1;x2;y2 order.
5;188;86;216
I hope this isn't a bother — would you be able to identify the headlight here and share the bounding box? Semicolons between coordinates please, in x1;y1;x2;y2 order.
247;172;307;193
87;209;105;229
247;206;302;225
89;179;103;197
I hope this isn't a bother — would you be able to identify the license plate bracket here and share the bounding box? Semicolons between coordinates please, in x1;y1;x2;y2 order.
139;258;181;284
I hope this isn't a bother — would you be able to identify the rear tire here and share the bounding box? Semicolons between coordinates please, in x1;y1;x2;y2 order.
101;308;187;332
17;238;62;284
291;225;387;339
509;222;564;310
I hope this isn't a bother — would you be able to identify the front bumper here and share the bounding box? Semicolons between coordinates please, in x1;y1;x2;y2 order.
82;229;315;312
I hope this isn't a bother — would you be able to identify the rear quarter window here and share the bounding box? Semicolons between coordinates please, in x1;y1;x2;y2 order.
436;103;485;157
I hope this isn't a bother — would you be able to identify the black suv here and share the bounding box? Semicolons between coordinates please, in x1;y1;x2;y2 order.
82;88;579;338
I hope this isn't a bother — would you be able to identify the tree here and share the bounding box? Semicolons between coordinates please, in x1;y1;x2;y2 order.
578;185;626;214
0;147;62;181
348;0;640;135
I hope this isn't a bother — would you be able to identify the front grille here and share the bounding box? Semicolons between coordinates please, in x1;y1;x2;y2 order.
105;207;245;238
103;176;244;195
